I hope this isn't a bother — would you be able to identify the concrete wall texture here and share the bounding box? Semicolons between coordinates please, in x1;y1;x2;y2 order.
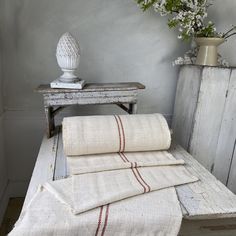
0;0;236;201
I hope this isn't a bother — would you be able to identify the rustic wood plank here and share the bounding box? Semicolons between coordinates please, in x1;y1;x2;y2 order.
54;130;69;180
179;218;236;236
36;82;145;93
43;91;138;106
21;130;59;212
213;68;236;185
37;83;145;138
228;145;236;193
171;144;236;220
189;67;231;171
172;65;202;149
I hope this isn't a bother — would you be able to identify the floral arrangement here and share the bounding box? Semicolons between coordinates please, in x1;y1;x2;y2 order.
136;0;235;66
173;47;230;67
136;0;236;41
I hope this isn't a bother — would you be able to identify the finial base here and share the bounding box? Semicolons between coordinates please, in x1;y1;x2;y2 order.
50;78;86;89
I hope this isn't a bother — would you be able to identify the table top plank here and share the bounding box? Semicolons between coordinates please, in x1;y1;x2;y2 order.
21;129;60;212
36;83;145;93
54;130;69;180
171;144;236;220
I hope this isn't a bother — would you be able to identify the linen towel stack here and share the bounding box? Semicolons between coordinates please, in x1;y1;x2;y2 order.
67;151;185;175
45;164;198;215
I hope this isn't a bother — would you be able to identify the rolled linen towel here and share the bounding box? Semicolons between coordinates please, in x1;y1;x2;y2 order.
63;113;171;156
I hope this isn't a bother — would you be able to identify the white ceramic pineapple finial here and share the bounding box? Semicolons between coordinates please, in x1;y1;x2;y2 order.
56;32;80;83
51;33;85;89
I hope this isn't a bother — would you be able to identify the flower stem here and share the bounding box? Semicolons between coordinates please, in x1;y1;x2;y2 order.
224;32;236;39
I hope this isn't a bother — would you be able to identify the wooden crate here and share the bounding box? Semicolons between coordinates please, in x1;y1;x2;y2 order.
172;65;236;192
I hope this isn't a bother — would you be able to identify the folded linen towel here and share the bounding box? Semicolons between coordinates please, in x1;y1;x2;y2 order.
67;151;185;175
63;113;171;156
45;161;198;214
9;153;198;236
9;185;183;236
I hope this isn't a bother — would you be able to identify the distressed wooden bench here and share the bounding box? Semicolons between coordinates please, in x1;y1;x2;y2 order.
22;128;236;236
36;83;145;138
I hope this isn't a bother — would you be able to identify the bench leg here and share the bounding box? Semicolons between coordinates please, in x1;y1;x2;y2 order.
129;103;137;114
45;106;55;138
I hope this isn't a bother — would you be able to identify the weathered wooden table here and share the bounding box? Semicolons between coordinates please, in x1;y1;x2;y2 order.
36;83;145;138
23;128;236;236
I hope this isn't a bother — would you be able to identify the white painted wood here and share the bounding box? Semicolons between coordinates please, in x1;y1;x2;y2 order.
228;147;236;193
172;65;202;149
189;67;231;171
43;91;138;106
213;69;236;184
54;130;69;180
179;218;236;236
36;83;145;93
172;65;236;193
37;83;144;138
21;131;59;212
171;144;236;220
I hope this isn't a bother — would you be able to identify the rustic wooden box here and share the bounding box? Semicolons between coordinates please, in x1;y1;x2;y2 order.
172;65;236;192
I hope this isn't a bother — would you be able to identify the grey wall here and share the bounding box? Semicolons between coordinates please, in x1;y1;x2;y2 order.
0;0;187;192
0;0;235;198
0;35;8;223
210;0;236;65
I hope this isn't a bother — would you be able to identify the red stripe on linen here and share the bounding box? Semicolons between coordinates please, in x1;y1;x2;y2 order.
101;204;110;236
95;206;104;236
117;116;126;152
130;166;146;193
120;152;129;163
114;115;122;152
118;153;127;163
119;153;147;193
122;154;151;193
134;164;151;193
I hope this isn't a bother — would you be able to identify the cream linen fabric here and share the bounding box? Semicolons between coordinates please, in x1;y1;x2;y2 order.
9;113;198;236
9;158;198;235
63;113;171;156
67;151;185;175
9;185;183;236
45;165;198;214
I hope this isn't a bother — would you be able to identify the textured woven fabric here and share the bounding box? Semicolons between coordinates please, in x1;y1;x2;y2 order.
67;151;185;175
63;113;171;156
9;158;198;236
9;185;183;236
45;163;198;215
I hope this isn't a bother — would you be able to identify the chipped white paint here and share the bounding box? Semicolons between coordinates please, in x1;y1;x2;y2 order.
172;65;202;149
36;83;145;138
172;65;236;193
21;130;59;212
189;66;231;171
